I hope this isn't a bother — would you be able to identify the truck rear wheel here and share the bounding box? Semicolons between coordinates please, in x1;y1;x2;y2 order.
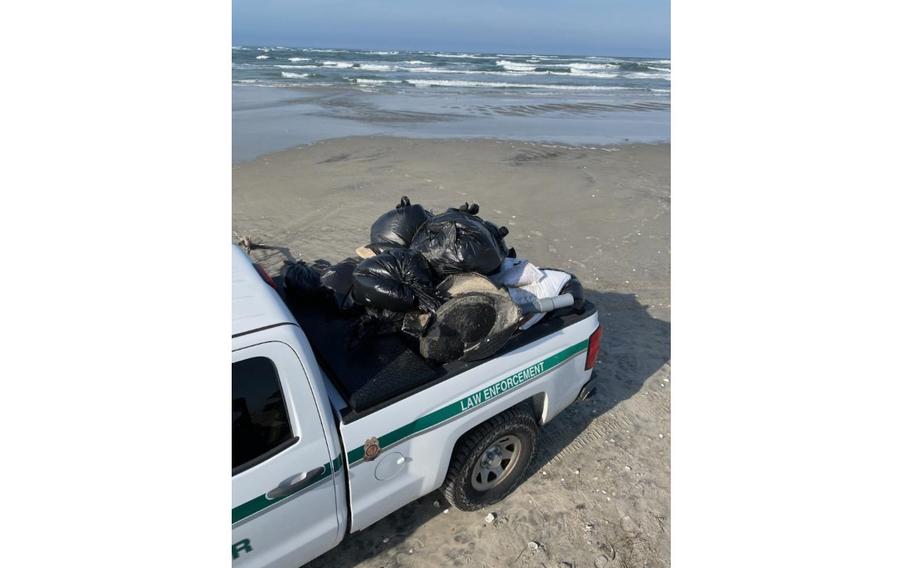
442;406;539;511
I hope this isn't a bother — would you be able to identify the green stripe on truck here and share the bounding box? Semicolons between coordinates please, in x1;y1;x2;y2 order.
346;339;589;464
232;456;338;525
232;339;589;526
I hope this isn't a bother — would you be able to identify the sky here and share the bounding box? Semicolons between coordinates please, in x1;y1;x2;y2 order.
232;0;670;58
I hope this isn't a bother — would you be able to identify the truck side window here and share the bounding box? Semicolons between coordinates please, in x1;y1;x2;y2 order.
233;357;294;472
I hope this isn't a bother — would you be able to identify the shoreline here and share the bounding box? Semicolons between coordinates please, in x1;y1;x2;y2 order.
232;84;670;162
233;133;670;166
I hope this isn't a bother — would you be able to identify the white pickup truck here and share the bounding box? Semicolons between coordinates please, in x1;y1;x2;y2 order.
232;245;602;567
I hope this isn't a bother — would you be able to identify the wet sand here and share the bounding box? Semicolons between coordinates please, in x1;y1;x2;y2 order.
233;136;670;568
232;85;670;161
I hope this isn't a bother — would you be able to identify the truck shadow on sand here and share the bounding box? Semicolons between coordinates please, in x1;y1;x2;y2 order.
306;289;669;568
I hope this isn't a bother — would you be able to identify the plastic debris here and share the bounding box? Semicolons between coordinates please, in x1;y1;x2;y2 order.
488;257;544;287
320;257;361;311
559;272;586;312
351;248;441;312
410;206;509;276
370;196;433;247
507;270;573;330
282;260;324;299
363;241;405;256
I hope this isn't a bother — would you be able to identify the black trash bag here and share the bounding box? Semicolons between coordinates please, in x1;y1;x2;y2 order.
281;260;324;300
455;202;480;215
370;196;433;247
455;202;512;254
559;273;586;312
351;248;442;312
410;207;507;276
364;241;405;256
450;201;511;264
483;220;510;258
348;307;406;350
320;257;361;311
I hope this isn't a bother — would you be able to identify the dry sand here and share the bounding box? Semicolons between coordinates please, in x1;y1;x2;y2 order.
233;136;670;568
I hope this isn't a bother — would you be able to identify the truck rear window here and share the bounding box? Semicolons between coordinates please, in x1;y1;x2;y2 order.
232;357;294;472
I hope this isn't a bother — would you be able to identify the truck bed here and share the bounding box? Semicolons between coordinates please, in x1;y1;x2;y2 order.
282;292;596;421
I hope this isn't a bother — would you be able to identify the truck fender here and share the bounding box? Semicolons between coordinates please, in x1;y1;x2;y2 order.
435;395;544;490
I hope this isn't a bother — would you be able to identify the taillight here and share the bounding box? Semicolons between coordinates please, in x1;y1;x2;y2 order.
254;263;277;290
585;325;603;370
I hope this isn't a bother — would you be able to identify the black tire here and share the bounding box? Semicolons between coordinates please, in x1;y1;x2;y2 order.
442;406;539;511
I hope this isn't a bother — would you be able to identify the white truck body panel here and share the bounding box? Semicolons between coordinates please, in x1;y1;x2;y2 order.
231;340;342;568
232;245;295;339
338;319;595;531
232;250;348;566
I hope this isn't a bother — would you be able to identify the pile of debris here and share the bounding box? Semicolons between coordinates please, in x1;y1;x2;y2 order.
280;197;584;363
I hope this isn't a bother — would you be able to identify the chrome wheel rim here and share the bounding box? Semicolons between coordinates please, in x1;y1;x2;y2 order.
470;434;522;491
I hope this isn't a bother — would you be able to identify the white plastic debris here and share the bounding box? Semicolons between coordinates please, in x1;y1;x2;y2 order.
508;269;573;330
489;258;544;287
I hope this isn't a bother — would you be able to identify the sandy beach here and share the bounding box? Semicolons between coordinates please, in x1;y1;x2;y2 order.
233;136;670;568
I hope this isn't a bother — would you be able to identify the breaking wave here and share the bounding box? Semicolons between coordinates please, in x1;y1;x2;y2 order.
233;46;671;95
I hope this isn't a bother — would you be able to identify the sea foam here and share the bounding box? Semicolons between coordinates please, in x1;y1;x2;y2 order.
405;79;629;91
497;60;536;72
357;64;393;71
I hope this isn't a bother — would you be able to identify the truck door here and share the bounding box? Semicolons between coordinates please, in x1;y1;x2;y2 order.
232;341;341;568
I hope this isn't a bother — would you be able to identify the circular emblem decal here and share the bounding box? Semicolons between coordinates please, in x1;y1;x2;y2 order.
364;437;381;461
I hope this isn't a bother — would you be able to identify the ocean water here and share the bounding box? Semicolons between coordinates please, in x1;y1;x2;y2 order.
233;46;670;161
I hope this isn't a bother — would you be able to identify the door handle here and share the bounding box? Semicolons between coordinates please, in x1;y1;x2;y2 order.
265;465;326;500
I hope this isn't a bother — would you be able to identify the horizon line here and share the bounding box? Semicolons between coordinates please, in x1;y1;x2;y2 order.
231;43;671;60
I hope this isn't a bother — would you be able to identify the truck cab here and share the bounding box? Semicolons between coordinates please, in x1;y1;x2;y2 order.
232;249;347;566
